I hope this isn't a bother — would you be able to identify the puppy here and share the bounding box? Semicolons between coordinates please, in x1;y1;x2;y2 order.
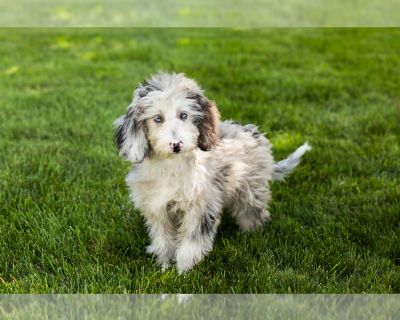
114;72;310;273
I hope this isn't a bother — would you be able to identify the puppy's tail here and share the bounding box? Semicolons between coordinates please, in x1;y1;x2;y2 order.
272;142;311;181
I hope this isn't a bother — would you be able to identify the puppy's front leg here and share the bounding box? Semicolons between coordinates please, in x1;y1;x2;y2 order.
175;202;221;274
145;213;175;272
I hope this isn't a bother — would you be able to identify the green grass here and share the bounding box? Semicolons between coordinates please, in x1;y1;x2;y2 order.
0;28;399;293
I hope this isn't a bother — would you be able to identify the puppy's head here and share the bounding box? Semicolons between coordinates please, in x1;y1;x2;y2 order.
114;72;220;163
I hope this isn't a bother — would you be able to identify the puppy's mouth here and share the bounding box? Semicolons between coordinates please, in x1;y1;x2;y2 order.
152;147;195;160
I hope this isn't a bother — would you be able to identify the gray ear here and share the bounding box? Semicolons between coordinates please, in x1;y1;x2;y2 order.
114;104;149;163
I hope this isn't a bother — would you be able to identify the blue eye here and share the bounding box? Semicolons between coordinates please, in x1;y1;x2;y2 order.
180;112;188;120
154;115;162;123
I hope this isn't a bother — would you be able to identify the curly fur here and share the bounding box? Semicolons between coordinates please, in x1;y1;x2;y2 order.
114;72;310;273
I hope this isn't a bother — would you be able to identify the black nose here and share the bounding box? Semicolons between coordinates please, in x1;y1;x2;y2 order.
173;142;181;153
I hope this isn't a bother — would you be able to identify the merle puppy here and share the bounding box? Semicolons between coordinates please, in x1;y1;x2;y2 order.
114;72;310;273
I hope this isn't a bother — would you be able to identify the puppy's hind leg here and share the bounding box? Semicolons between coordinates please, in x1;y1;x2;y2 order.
232;204;270;232
231;188;271;232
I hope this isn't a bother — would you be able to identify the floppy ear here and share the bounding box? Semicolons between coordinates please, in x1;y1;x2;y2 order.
196;98;220;151
114;103;149;163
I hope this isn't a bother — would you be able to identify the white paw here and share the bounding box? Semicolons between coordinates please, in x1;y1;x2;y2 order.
161;262;170;273
146;245;156;255
147;245;171;271
175;241;204;274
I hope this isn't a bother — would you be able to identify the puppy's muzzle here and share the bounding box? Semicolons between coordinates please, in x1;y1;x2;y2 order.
170;140;183;153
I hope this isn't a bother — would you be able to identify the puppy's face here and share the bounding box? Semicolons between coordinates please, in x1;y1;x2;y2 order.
143;90;202;156
115;73;220;163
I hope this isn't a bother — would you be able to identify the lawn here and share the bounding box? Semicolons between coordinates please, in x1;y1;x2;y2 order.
0;28;399;293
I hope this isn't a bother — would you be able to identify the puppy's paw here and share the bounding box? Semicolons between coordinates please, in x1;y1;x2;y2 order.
161;262;170;273
147;245;171;272
175;241;203;274
146;245;156;255
238;209;270;232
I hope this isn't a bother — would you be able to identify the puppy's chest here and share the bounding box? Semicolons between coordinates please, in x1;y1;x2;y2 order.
130;161;198;210
151;178;187;205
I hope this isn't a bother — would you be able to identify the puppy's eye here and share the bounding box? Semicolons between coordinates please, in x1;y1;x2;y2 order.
154;115;162;123
180;112;188;120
